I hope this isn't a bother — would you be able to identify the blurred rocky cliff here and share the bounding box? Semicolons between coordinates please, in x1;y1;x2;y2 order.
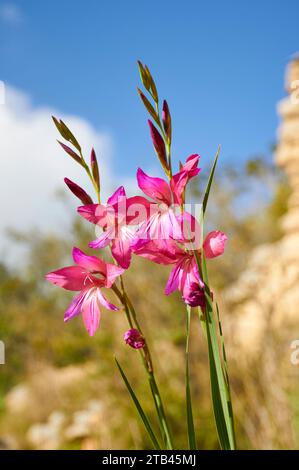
223;56;299;448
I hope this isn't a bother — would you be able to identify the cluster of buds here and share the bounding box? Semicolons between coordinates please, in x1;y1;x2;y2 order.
137;61;172;177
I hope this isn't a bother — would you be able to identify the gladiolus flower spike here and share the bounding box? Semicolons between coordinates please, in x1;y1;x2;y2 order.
47;60;235;452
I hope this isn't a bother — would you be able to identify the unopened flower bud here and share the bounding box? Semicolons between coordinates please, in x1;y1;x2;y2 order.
90;148;100;193
64;178;93;205
162;100;171;143
183;283;206;308
148;120;168;172
124;328;145;349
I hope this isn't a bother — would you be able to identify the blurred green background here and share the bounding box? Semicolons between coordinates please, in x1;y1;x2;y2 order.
0;157;296;450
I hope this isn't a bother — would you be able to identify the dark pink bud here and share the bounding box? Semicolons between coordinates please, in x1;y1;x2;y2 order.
183;283;206;308
90;147;96;165
162;100;171;143
64;178;93;205
124;329;145;349
148;120;168;171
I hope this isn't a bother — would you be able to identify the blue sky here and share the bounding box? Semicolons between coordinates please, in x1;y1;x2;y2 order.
1;0;298;179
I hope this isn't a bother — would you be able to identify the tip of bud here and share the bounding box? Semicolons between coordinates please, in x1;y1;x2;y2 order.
90;148;96;163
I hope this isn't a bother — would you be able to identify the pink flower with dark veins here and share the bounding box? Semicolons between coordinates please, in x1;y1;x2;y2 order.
136;154;201;241
78;186;149;269
132;228;227;308
45;247;124;336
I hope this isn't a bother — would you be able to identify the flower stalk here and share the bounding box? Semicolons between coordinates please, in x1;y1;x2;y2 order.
47;61;236;452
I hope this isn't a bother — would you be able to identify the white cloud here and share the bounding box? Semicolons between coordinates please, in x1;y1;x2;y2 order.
0;84;114;264
0;3;23;25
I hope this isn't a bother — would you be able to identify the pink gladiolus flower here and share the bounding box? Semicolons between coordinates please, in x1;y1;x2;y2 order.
124;328;145;349
132;229;227;307
45;247;124;336
78;186;149;269
132;237;204;304
136;155;200;241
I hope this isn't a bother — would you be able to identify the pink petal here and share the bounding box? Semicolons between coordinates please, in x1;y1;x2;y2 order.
144;208;182;241
45;266;93;291
166;209;183;240
203;231;227;259
170;154;200;205
77;204;107;227
88;229;113;249
126;196;151;225
64;290;87;322
165;262;182;295
105;263;125;288
182;154;200;175
177;212;202;249
179;257;203;297
170;171;189;205
142;210;160;241
82;293;101;336
132;239;182;265
72;247;107;273
97;289;119;311
107;186;126;205
111;237;132;269
137;168;172;205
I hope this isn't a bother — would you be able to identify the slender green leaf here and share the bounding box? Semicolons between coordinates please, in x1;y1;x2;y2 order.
148;373;173;450
197;144;236;449
115;358;161;450
202;146;220;215
200;255;236;449
215;302;235;437
206;325;230;449
216;303;229;385
185;306;197;450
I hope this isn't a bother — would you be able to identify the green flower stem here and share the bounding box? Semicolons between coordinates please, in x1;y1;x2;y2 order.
112;283;173;450
81;147;173;449
185;305;197;449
